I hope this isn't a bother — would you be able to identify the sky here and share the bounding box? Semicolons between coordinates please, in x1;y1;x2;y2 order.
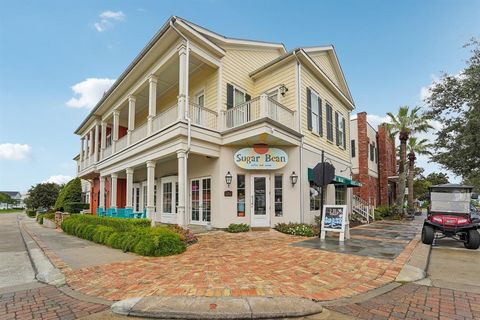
1;0;479;192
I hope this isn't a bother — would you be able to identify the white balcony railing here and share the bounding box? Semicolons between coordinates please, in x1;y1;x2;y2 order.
189;103;218;130
116;135;128;153
153;104;178;133
222;95;295;130
131;122;147;145
103;145;113;158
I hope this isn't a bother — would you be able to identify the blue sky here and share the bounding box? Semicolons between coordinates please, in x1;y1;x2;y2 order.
0;0;479;191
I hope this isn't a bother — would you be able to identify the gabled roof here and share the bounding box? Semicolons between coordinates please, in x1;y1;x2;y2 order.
250;48;355;109
0;191;21;197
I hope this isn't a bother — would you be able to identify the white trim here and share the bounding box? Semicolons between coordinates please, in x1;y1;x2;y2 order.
250;174;270;227
189;176;212;225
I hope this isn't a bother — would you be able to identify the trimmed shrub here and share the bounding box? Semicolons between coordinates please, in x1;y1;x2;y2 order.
61;215;186;257
275;223;316;237
54;178;82;212
226;223;250;233
166;225;198;245
64;202;89;214
374;206;402;220
26;209;36;218
36;212;55;225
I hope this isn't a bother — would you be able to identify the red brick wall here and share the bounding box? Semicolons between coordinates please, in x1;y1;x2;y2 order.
90;178;99;214
377;124;397;206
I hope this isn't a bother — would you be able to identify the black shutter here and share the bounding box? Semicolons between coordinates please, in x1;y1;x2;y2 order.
351;140;356;157
227;84;234;109
335;111;339;146
306;88;312;131
245;94;251;101
318;97;323;136
342;117;346;148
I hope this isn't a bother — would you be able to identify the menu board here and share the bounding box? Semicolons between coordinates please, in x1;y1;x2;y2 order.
321;205;347;232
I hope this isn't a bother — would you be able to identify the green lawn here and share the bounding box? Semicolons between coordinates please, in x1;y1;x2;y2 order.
0;208;24;214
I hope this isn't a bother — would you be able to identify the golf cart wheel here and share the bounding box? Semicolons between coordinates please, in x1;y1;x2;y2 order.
422;225;435;245
464;230;480;250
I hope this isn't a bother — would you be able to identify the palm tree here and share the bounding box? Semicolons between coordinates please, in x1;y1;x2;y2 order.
407;137;432;209
386;106;432;212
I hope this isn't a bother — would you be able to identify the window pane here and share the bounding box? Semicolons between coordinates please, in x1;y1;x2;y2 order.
237;175;245;217
274;175;283;217
235;88;245;106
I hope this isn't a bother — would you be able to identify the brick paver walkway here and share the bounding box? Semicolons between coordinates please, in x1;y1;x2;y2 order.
58;229;418;302
330;283;480;320
0;285;108;320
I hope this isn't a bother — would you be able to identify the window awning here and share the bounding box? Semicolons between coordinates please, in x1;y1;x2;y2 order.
307;168;362;187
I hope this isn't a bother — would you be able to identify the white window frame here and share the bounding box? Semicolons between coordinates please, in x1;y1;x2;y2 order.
338;114;345;148
194;89;205;107
310;89;321;135
233;85;247;107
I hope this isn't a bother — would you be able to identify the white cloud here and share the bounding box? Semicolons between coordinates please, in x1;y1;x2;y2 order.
66;78;116;109
43;175;72;185
0;143;32;160
94;10;125;32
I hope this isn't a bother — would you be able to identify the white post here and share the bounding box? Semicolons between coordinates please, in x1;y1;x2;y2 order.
87;131;93;165
126;168;134;209
127;95;136;146
110;173;118;209
178;44;188;121
259;93;269;118
100;120;107;159
99;176;105;211
94;122;100;163
177;150;186;226
146;160;156;224
80;137;84;162
147;75;157;135
112;111;119;153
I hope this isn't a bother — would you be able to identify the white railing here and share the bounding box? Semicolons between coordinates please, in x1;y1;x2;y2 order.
153;104;178;133
223;97;261;129
116;135;128;152
189;103;218;130
266;98;296;128
131;122;147;145
103;145;113;158
352;194;375;223
222;95;295;130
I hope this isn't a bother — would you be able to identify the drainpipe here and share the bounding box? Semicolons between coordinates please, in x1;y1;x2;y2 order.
293;50;304;223
170;18;192;226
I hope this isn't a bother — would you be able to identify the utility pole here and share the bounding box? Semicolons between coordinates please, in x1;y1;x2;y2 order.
318;150;325;238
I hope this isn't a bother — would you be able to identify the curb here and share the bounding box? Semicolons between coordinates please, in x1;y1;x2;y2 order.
18;217;66;287
111;296;323;319
395;239;432;283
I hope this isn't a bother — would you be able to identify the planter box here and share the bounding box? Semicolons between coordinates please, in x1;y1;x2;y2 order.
42;218;56;229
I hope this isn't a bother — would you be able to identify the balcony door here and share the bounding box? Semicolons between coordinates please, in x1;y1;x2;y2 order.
251;175;270;227
160;176;178;224
190;177;211;225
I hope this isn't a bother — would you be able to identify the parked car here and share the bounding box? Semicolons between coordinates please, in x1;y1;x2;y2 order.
422;184;480;250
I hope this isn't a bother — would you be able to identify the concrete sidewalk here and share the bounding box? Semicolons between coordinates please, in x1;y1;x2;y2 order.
20;215;138;271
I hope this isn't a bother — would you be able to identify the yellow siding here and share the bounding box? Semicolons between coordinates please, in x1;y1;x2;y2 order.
252;60;297;111
301;65;350;163
221;47;281;108
309;53;341;89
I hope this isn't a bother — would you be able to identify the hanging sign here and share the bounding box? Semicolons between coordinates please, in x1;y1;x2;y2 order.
234;147;288;170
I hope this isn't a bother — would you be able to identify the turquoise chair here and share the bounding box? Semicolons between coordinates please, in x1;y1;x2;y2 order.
107;207;116;217
96;207;104;216
125;208;134;218
117;208;126;218
142;207;147;218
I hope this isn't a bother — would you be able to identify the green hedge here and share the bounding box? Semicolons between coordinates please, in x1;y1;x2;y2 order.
64;202;89;213
275;223;317;237
374;206;402;220
55;178;82;211
61;215;186;256
226;223;250;233
26;209;36;218
36;212;55;225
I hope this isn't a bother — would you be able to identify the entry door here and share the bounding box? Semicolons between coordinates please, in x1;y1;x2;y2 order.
190;177;212;225
160;177;178;224
251;175;270;227
132;184;141;212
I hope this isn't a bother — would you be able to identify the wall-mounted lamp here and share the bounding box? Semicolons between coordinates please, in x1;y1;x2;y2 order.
225;171;233;187
279;84;289;96
290;171;298;186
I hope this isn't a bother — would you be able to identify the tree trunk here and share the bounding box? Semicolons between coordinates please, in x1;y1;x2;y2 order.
395;134;408;212
408;158;415;209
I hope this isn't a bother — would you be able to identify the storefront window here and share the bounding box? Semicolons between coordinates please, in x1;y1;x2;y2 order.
310;182;322;211
237;175;245;217
274;175;283;216
335;186;347;205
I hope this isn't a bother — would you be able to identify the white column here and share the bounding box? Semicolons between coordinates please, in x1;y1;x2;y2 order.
126;168;134;208
146;160;156;224
110;173;118;209
112;111;119;153
177;150;186;226
147;75;157;135
100;120;107;159
94;122;100;163
99;176;106;211
127;95;136;145
80;137;84;162
87;131;93;165
259;93;269;118
178;44;188;121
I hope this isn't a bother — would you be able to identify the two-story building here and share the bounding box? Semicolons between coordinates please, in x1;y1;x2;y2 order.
75;16;357;228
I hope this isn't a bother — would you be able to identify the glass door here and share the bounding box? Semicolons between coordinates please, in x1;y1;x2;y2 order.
190;177;212;224
160;177;177;224
132;184;141;212
251;175;270;227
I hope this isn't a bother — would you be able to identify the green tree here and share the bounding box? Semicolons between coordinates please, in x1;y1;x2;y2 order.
425;39;480;184
387;106;432;211
0;193;13;209
407;137;432;208
425;172;450;186
54;178;82;211
25;183;60;210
